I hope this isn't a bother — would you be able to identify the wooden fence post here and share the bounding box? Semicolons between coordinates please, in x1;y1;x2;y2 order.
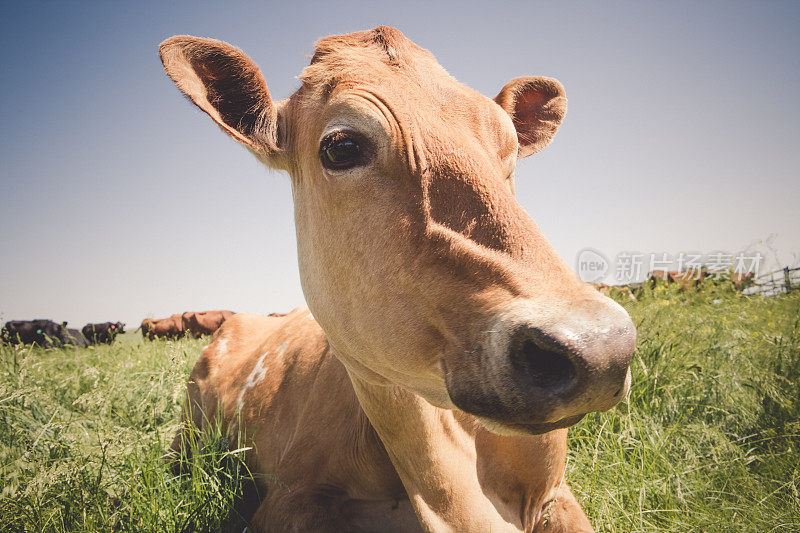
784;266;792;293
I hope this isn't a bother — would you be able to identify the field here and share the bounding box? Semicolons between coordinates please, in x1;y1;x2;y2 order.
1;289;799;532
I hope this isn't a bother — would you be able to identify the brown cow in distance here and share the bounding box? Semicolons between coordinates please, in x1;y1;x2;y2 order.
731;271;755;289
139;318;156;340
161;27;636;531
141;314;186;340
650;269;754;291
649;269;707;290
182;310;235;338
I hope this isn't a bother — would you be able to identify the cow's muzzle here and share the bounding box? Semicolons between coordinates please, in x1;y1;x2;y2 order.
444;297;636;435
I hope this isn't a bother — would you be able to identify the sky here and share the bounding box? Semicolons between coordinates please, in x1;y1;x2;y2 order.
1;1;798;328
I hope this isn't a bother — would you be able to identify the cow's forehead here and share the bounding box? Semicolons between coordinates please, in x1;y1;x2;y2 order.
298;27;455;106
294;27;515;161
306;26;438;76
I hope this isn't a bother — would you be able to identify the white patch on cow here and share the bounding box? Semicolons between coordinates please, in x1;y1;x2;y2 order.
216;337;229;355
236;340;290;412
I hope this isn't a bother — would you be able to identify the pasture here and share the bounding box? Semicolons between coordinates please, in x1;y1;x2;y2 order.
1;289;799;532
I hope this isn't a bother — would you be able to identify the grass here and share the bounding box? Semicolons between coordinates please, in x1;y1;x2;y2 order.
0;334;255;532
569;286;800;531
1;289;799;531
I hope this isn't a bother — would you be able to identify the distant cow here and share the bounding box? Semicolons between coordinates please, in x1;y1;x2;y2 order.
731;271;755;290
82;322;125;344
142;314;185;340
65;328;90;348
649;269;708;290
650;269;754;291
140;318;157;339
2;319;70;347
181;310;234;338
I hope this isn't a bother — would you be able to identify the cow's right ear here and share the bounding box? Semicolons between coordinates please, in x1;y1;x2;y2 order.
159;36;282;158
494;77;567;158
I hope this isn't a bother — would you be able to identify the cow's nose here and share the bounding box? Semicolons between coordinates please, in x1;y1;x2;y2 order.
508;330;577;394
507;299;636;416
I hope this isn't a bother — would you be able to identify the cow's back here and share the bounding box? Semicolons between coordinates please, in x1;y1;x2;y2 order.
176;308;412;530
184;310;232;337
66;328;89;348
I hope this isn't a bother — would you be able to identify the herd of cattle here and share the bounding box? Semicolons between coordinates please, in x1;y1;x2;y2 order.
1;320;125;348
2;271;751;348
1;310;238;348
140;310;235;339
592;269;755;299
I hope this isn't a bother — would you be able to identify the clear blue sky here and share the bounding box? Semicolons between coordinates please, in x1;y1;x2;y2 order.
1;1;798;327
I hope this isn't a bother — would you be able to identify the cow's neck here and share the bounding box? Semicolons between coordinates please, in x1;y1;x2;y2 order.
347;369;568;532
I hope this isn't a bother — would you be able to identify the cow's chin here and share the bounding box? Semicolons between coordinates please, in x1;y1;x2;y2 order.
477;414;586;436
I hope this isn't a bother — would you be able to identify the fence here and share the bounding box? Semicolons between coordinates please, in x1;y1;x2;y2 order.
743;266;800;297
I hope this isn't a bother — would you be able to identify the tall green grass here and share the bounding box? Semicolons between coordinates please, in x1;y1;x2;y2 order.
0;334;254;532
1;290;799;531
569;288;800;531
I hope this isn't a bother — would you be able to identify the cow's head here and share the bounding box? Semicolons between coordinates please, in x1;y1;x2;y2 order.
160;27;636;435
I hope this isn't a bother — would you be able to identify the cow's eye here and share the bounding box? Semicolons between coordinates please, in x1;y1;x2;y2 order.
320;133;365;170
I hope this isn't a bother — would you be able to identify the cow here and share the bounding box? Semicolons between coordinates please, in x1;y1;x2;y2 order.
139;318;157;340
161;27;636;532
649;269;707;290
65;328;90;348
731;271;755;290
141;314;186;340
181;310;234;338
82;322;125;344
1;319;71;347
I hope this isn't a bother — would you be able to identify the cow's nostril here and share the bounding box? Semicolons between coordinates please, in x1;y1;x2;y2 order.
512;339;576;391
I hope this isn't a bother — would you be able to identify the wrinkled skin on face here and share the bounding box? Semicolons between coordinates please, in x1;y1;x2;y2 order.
281;30;634;431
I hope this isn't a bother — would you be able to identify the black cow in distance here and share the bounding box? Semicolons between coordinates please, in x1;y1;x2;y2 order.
82;322;125;345
65;328;90;348
1;319;71;347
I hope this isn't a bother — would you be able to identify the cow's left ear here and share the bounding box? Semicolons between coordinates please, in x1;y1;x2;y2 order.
494;77;567;158
159;35;283;159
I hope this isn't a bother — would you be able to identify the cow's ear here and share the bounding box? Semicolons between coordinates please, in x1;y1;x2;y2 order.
159;35;282;157
494;77;567;158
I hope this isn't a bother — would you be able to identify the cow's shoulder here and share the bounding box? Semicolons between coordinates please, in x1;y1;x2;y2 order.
192;308;325;388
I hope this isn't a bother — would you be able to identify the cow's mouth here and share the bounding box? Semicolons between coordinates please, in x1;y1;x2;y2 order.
476;413;587;436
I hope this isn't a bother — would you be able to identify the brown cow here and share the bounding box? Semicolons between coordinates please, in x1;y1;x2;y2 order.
161;27;636;531
731;271;755;289
142;314;186;340
649;269;707;290
139;318;156;340
182;310;235;338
